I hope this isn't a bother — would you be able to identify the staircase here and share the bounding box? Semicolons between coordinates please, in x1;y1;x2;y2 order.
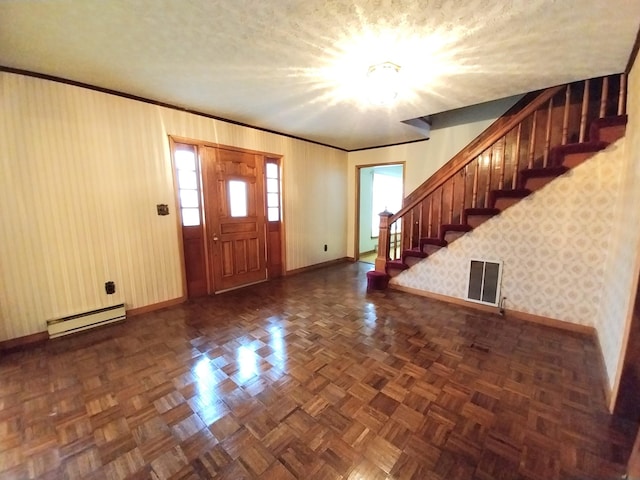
369;73;628;286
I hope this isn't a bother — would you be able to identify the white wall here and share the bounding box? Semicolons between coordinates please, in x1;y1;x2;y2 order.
0;72;348;342
346;95;521;258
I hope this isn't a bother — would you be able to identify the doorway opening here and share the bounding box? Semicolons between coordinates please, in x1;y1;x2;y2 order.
356;163;404;264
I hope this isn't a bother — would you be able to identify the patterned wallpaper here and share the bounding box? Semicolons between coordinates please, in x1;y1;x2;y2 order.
391;138;625;329
596;67;640;396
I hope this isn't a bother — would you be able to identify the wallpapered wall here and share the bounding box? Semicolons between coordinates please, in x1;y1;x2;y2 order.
0;72;348;342
596;65;640;398
391;139;625;325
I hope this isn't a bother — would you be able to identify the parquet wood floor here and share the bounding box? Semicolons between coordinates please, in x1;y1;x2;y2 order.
1;262;637;479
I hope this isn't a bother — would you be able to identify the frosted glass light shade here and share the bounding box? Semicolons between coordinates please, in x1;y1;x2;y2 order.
366;62;401;105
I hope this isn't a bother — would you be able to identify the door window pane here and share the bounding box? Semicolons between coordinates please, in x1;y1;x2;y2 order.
267;193;279;208
181;208;200;226
178;170;197;190
180;189;199;208
266;178;279;193
268;207;279;222
266;163;278;179
229;180;248;217
174;144;201;227
175;150;196;171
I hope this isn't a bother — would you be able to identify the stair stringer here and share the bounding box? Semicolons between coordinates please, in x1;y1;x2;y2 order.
390;138;626;329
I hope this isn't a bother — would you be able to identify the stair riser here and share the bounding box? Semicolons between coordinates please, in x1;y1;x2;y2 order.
523;176;560;192
494;198;521;210
465;215;496;229
443;231;467;243
405;256;424;268
561;152;592;169
597;124;626;144
386;267;406;278
423;245;444;255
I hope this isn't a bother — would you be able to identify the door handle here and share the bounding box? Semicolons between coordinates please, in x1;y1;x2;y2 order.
212;234;219;241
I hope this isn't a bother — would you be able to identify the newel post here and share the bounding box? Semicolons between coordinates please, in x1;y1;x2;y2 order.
375;210;393;273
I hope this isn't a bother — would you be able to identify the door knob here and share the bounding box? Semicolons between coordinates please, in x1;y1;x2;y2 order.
212;234;219;241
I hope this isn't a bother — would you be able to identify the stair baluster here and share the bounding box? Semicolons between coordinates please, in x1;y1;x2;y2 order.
528;109;537;169
562;85;571;145
579;79;590;142
512;123;522;189
619;73;627;115
600;76;609;118
543;97;553;167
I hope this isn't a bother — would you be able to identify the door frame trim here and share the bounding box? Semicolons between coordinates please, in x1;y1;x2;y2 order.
168;136;190;299
168;136;285;294
354;162;406;262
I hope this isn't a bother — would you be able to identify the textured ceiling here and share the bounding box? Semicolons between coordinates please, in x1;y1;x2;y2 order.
1;0;639;150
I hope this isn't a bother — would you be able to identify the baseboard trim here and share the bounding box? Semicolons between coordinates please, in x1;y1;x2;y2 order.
126;296;187;317
391;284;501;314
0;331;49;352
390;284;595;336
592;330;613;410
285;257;350;276
506;308;594;336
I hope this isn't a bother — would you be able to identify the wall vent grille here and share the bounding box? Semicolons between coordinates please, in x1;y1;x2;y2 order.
466;259;502;306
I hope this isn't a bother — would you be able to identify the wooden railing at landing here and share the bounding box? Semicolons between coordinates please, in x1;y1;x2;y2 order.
375;73;627;273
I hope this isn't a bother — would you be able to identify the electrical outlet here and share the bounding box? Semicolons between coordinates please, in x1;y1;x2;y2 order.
105;281;116;295
324;244;327;252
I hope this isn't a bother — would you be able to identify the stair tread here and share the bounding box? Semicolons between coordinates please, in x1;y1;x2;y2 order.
465;207;501;216
441;224;473;232
589;115;627;142
520;166;569;178
549;141;609;166
386;260;409;270
491;188;531;197
419;237;448;247
366;270;388;277
402;249;428;259
590;114;628;130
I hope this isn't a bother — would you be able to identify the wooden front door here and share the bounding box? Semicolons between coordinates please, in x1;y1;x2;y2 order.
202;146;267;292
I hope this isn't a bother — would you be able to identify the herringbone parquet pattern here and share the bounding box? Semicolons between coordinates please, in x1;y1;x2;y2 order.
0;262;635;479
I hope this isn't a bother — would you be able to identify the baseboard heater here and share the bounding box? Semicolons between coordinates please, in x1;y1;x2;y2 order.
47;303;126;338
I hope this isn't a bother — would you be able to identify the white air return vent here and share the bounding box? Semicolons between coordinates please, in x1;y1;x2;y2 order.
47;303;125;338
466;259;502;306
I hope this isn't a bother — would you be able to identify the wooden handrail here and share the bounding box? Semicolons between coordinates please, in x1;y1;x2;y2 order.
392;85;563;224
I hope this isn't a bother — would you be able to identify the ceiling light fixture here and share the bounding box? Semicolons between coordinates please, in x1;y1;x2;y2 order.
366;61;401;106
